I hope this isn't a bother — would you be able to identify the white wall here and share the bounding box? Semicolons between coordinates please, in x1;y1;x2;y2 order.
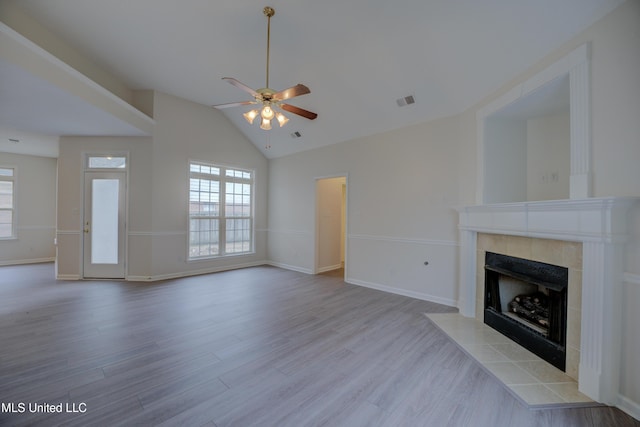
269;115;461;306
483;112;570;204
526;112;570;201
483;118;527;203
0;152;56;265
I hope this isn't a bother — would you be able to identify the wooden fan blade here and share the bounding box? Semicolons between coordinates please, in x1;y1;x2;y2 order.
273;84;311;101
281;103;318;120
222;77;260;98
212;101;256;109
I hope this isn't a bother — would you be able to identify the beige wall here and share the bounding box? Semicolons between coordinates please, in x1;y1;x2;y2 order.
0;152;56;265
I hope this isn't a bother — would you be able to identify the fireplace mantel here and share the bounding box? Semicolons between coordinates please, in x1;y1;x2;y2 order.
458;197;637;243
457;197;639;404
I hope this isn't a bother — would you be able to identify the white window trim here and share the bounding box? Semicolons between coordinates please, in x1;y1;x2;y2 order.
0;165;17;240
188;160;255;261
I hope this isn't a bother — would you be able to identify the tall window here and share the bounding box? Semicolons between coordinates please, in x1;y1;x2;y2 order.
0;167;15;239
189;162;253;259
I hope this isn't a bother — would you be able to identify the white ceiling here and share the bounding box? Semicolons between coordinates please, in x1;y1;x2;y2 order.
1;0;625;158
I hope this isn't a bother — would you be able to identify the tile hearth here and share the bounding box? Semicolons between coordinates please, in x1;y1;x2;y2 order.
427;312;598;409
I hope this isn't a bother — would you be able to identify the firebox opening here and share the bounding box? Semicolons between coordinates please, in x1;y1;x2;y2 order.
484;252;568;371
501;278;549;334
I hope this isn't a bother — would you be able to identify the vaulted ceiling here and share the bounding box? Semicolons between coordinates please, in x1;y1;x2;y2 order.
0;0;625;158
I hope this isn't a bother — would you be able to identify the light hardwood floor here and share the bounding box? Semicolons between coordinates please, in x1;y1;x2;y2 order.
0;263;637;426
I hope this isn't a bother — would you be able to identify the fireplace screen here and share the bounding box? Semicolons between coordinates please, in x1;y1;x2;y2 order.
484;252;568;371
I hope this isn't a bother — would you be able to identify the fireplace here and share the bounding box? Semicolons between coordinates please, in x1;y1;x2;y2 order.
457;197;639;404
483;252;568;371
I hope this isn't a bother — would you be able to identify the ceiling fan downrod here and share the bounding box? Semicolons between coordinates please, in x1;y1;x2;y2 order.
264;6;275;89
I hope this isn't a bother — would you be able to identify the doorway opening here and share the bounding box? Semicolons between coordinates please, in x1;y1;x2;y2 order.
314;176;347;277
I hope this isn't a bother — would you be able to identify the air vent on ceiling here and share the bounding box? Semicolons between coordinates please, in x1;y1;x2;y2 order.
290;131;302;139
396;95;415;107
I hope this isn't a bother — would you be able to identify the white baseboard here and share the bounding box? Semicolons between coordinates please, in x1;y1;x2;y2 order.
126;275;154;282
317;264;342;273
0;257;55;266
346;277;457;308
617;394;640;422
127;260;269;282
56;274;80;280
266;261;313;275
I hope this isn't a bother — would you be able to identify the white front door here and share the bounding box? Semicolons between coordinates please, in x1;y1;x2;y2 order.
83;171;126;278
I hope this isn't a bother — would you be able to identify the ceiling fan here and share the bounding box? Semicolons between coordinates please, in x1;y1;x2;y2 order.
213;6;317;130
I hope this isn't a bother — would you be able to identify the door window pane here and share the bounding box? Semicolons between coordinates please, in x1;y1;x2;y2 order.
91;179;119;264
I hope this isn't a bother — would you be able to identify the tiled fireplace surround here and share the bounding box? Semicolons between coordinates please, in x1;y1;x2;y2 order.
456;197;638;405
475;234;582;381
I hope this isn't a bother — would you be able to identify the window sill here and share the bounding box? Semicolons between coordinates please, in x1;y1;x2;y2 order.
187;251;256;263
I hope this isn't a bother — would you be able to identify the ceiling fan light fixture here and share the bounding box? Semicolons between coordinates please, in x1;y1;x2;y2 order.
276;112;289;127
243;109;259;124
260;118;272;130
261;105;275;120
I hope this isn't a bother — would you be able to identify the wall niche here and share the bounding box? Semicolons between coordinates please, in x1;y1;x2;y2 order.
477;44;591;205
484;76;570;203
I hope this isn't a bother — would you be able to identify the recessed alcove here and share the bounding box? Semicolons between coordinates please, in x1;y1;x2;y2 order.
476;43;591;204
484;76;570;203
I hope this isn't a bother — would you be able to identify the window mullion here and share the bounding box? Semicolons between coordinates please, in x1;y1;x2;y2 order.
219;174;226;256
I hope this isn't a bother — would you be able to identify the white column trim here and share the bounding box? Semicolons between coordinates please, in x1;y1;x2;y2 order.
569;48;592;198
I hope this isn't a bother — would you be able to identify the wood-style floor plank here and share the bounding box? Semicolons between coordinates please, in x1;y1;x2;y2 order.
0;263;638;427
